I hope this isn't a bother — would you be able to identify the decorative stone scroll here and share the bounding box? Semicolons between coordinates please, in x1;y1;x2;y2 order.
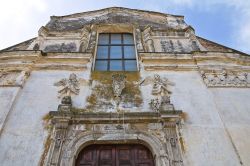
200;70;250;88
140;74;175;111
0;70;30;87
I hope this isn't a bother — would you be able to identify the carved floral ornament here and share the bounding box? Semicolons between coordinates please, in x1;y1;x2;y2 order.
200;70;250;87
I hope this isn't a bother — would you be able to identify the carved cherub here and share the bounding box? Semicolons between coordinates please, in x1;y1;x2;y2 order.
54;73;88;98
140;74;175;97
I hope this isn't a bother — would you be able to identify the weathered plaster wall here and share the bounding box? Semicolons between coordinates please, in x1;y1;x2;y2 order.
142;71;243;166
211;89;250;165
0;70;90;166
0;70;249;166
0;87;19;133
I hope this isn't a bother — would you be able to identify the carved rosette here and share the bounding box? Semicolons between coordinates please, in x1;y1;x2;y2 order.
200;70;250;87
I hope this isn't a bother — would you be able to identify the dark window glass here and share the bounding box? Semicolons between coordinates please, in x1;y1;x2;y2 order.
96;46;108;59
125;60;137;71
124;46;135;59
123;34;134;44
98;34;109;44
111;34;122;44
95;33;137;71
110;60;123;71
110;46;122;58
95;61;108;71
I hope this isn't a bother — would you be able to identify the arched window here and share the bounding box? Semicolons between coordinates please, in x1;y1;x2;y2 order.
94;33;137;71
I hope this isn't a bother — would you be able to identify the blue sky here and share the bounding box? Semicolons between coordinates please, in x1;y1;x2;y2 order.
0;0;250;54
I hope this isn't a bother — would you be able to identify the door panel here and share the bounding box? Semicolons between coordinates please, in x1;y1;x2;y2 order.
76;144;154;166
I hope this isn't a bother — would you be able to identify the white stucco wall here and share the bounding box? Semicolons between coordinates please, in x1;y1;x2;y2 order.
0;87;19;133
0;70;90;166
0;70;249;166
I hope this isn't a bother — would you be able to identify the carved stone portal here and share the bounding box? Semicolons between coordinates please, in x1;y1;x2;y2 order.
44;111;184;166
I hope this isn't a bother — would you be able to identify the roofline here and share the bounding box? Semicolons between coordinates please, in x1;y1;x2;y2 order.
0;37;36;52
197;36;250;57
50;7;184;20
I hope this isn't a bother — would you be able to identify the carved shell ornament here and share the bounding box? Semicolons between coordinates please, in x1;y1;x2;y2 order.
54;73;88;98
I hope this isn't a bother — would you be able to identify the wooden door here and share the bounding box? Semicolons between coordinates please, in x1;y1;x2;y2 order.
76;144;154;166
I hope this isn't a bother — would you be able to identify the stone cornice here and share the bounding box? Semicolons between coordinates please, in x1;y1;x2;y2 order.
0;51;92;71
140;51;250;71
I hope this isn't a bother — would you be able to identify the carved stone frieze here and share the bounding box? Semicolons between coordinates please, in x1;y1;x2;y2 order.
200;70;250;87
0;70;30;87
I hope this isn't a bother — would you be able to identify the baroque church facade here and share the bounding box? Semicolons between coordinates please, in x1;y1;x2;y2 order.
0;7;250;166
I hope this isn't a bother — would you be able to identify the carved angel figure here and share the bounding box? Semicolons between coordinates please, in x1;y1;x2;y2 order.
54;73;88;98
140;74;175;97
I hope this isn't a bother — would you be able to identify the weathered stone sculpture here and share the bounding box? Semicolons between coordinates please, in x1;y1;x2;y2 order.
140;74;175;111
57;96;72;112
112;74;126;99
142;27;155;52
54;73;80;98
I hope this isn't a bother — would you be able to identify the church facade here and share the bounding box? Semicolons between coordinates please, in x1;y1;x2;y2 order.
0;7;250;166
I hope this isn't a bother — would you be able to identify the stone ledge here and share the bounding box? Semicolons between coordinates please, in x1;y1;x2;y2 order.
49;110;183;124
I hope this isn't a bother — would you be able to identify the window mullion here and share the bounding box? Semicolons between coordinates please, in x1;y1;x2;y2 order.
121;34;125;71
108;33;111;71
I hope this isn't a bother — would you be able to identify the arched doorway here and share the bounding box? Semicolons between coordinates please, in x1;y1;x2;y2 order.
75;144;155;166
